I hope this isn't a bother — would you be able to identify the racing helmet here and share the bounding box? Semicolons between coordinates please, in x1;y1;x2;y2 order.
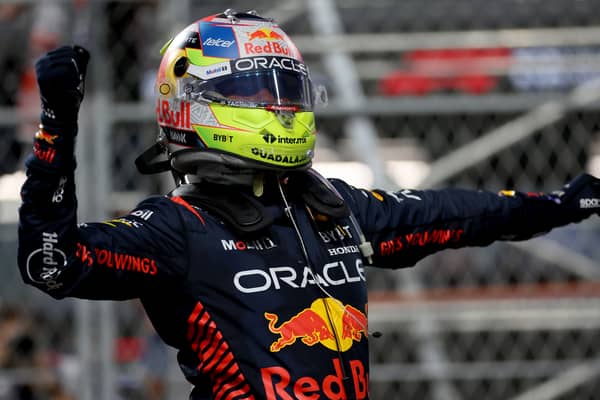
146;9;327;177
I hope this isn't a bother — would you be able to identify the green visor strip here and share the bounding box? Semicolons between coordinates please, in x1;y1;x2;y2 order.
194;105;316;168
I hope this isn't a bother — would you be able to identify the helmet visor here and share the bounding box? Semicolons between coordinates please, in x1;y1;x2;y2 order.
184;69;323;111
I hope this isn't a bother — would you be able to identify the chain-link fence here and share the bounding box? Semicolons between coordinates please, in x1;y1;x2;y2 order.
1;0;599;399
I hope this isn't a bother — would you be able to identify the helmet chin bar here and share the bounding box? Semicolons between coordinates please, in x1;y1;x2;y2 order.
168;151;259;187
135;143;312;188
171;150;258;174
169;148;312;186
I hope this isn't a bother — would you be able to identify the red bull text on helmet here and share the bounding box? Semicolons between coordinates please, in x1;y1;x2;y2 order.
243;27;296;57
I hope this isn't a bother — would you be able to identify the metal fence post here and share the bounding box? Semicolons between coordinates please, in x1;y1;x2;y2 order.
75;1;115;399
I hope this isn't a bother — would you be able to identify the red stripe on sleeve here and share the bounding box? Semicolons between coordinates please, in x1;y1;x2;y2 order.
170;196;206;224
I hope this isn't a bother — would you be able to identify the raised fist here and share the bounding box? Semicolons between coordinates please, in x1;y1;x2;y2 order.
35;45;90;125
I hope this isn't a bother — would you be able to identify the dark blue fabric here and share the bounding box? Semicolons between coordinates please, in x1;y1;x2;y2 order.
35;45;89;125
19;147;594;398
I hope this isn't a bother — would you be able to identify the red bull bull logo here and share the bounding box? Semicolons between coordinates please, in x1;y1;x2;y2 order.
35;130;59;145
244;27;292;56
342;305;369;342
247;28;285;41
265;298;368;353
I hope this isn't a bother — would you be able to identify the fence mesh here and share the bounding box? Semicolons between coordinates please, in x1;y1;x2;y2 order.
1;1;599;399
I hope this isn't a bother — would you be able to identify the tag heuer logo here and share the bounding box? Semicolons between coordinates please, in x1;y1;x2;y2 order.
263;133;277;143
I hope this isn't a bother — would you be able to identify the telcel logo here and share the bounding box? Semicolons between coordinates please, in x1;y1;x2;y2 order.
203;37;235;48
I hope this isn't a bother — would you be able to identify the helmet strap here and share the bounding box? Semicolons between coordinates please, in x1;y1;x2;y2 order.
168;169;350;237
288;170;350;219
135;142;170;174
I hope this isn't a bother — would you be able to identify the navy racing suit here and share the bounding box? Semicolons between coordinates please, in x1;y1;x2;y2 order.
18;144;593;400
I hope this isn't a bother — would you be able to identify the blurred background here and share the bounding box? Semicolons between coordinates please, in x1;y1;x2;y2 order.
1;0;600;399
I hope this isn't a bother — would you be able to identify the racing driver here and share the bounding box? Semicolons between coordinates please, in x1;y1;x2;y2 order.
18;9;600;400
